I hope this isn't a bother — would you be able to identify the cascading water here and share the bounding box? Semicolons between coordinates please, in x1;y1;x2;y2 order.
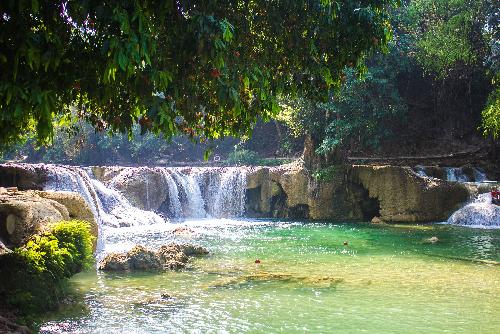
473;168;488;182
414;165;428;178
414;166;488;183
37;164;249;257
169;169;207;218
203;168;247;218
158;169;183;218
447;193;500;228
445;167;469;182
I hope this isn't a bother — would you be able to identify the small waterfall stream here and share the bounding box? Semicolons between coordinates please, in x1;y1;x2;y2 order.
413;166;489;183
447;193;500;228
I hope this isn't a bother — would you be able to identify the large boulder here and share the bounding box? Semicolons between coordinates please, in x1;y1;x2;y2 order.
350;165;470;222
107;167;169;211
36;191;98;238
246;162;373;220
0;189;97;247
98;243;208;271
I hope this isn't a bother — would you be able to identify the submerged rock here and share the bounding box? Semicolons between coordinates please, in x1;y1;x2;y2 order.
171;226;198;238
424;236;439;243
210;271;344;288
98;243;208;271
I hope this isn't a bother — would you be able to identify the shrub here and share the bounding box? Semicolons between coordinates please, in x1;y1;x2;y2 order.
312;165;342;183
225;149;260;166
0;221;95;316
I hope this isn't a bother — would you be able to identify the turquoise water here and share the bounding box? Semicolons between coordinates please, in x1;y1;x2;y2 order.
40;220;499;333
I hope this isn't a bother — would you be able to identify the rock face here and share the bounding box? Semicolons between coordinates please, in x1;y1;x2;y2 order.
0;163;47;190
1;162;492;224
350;165;470;222
0;189;97;247
36;191;98;238
246;162;483;223
98;243;208;271
246;161;380;220
106;167;169;211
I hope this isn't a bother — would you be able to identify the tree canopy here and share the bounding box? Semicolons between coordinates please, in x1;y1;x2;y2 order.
0;0;396;148
278;0;499;165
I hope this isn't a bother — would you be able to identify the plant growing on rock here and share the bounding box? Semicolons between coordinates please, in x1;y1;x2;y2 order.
0;220;95;319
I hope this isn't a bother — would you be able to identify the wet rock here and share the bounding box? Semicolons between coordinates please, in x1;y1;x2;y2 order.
171;226;197;238
0;163;47;190
161;293;173;300
371;216;384;224
0;240;12;255
0;315;32;334
99;243;208;271
109;168;168;211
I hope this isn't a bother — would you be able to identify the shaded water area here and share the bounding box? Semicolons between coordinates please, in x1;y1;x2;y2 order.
40;220;499;334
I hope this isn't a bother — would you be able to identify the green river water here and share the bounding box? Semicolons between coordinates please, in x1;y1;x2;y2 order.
39;220;499;334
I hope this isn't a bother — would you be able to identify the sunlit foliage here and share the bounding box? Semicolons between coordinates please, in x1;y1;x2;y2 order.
0;0;396;148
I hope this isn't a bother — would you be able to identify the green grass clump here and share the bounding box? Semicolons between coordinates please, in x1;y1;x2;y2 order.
0;220;95;316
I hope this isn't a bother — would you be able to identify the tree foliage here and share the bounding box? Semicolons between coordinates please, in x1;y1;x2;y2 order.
407;0;499;138
0;0;396;148
481;88;500;139
407;0;487;77
279;0;499;159
279;43;408;157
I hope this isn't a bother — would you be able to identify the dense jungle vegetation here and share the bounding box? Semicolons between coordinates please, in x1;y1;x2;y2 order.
1;0;498;166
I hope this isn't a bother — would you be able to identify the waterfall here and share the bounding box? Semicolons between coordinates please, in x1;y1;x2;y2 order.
473;168;488;182
43;165;169;256
170;169;207;218
414;165;428;178
26;164;250;256
158;169;182;218
414;166;489;183
447;193;500;228
203;168;247;218
42;165;249;223
445;167;469;182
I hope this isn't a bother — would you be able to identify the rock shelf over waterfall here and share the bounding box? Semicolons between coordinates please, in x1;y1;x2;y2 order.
0;162;498;233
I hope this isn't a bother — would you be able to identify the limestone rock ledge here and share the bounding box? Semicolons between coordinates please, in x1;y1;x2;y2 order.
246;162;491;223
349;165;470;222
0;189;97;247
99;243;208;271
246;161;378;220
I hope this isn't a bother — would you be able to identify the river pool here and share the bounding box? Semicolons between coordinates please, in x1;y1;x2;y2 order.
39;220;499;334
